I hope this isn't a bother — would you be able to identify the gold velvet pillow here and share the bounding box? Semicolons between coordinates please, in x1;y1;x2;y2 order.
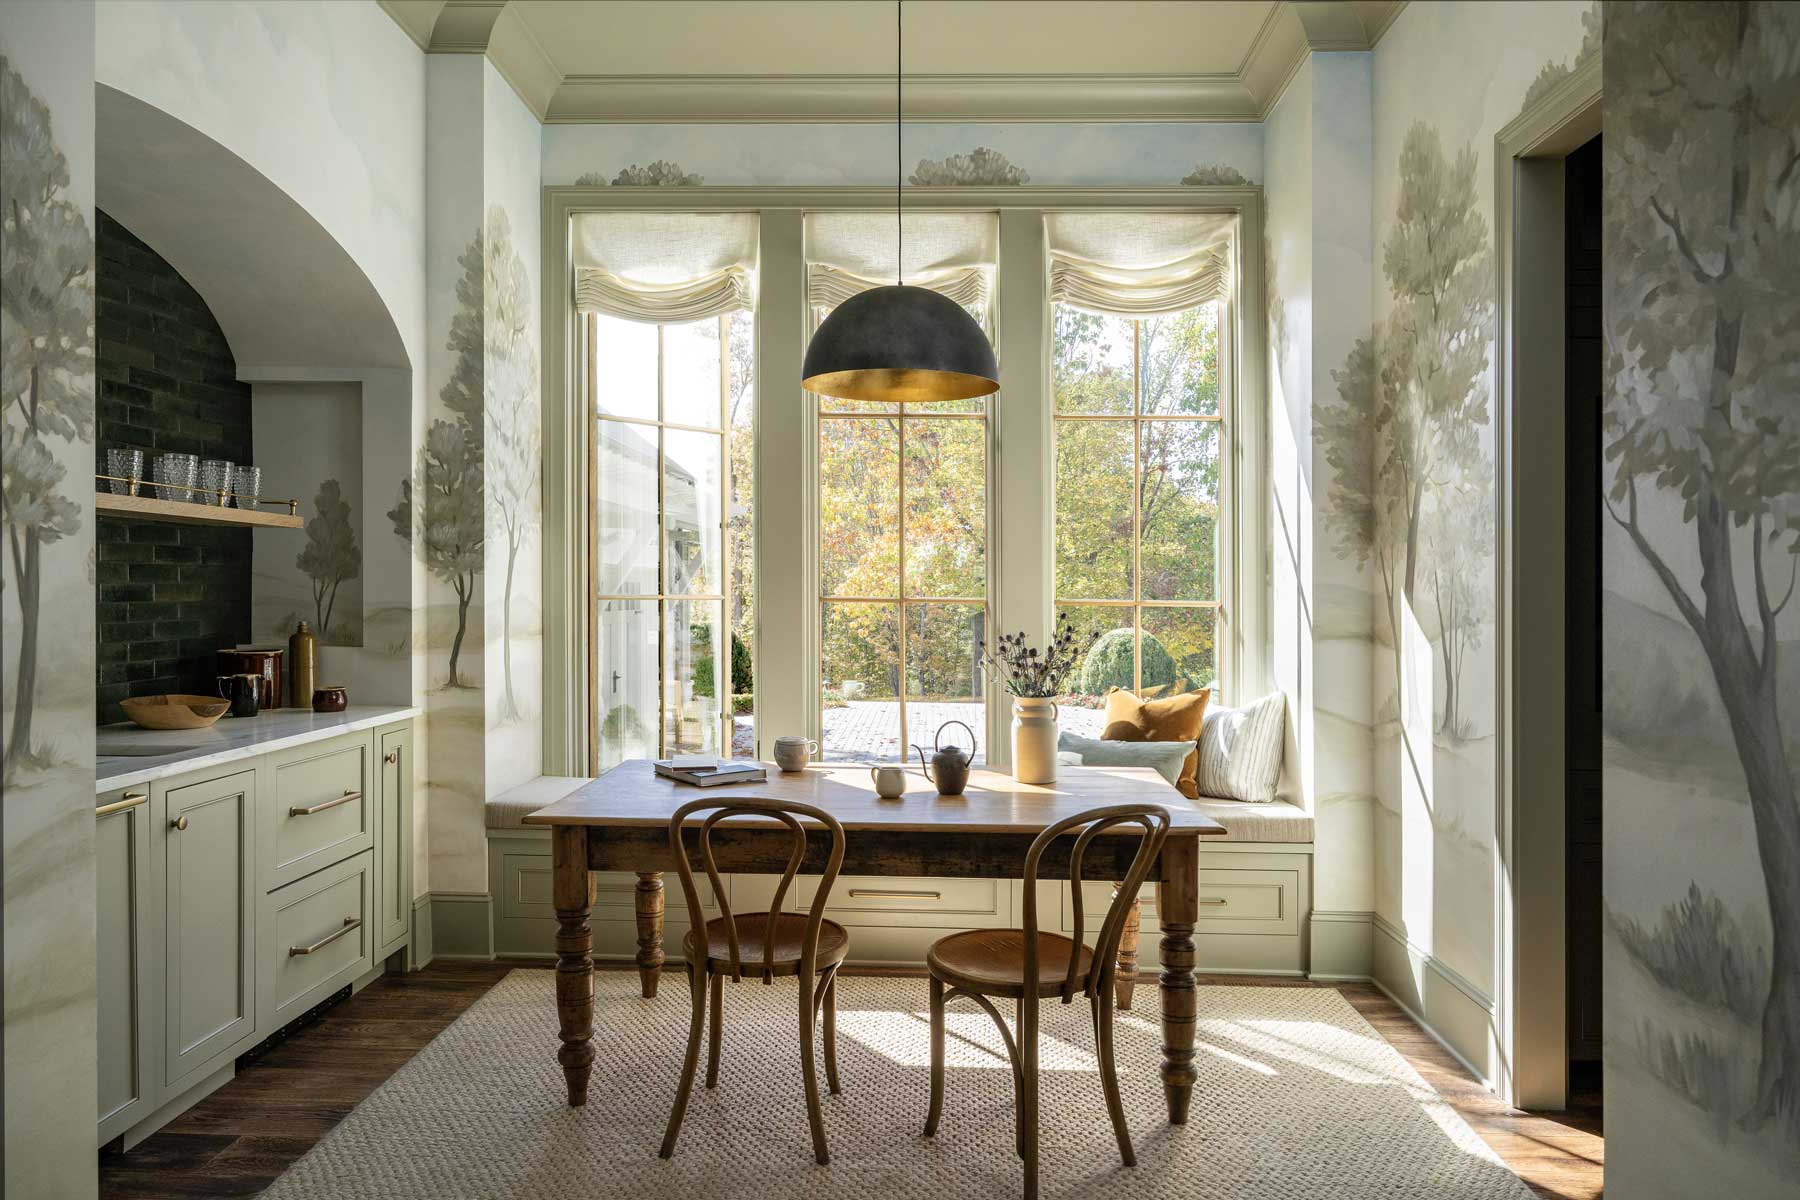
1100;686;1212;798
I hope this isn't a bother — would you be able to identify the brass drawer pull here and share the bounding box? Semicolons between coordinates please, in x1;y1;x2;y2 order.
97;791;148;817
171;815;189;832
1199;897;1230;907
289;916;361;957
847;888;942;901
384;749;400;765
290;789;361;817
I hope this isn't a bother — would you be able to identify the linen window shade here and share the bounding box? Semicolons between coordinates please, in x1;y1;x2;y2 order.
572;212;758;322
1044;211;1236;317
804;211;998;322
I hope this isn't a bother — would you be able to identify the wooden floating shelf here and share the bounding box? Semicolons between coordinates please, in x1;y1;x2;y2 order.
96;492;303;529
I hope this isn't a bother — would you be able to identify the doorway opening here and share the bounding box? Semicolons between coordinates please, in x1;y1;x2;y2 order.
1562;133;1604;1113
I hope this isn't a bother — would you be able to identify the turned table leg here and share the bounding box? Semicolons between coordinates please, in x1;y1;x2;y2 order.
635;870;665;999
553;826;596;1107
1158;835;1199;1125
1113;881;1141;1011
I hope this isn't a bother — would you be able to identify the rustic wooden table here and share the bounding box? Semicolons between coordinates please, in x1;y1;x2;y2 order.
523;760;1227;1124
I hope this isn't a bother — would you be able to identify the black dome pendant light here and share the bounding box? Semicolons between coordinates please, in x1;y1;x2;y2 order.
800;0;1000;404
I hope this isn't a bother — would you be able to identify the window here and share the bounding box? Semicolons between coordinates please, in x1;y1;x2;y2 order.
590;310;755;769
1052;302;1224;736
815;305;990;763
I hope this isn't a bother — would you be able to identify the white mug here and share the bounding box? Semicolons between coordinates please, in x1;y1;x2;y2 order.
869;765;906;799
773;736;818;772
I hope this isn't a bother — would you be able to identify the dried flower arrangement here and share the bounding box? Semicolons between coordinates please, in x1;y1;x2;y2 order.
977;612;1095;698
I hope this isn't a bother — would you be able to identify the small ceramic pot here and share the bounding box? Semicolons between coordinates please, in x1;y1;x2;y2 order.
1012;696;1059;784
311;685;348;714
869;765;906;799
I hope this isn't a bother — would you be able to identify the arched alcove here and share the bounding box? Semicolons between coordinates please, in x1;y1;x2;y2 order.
95;84;409;370
94;84;419;704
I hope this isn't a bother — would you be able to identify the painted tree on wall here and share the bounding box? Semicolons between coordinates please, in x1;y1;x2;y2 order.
391;228;483;689
1604;0;1800;1133
483;205;539;721
909;147;1029;186
1;58;94;775
296;478;359;640
1319;122;1493;733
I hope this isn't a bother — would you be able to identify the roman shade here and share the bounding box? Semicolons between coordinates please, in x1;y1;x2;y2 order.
572;211;758;322
1045;211;1236;317
805;211;998;324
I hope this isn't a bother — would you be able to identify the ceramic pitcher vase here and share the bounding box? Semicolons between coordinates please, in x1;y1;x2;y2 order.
1011;696;1058;784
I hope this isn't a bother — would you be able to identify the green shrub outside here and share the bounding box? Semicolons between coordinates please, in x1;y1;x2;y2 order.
1076;627;1176;695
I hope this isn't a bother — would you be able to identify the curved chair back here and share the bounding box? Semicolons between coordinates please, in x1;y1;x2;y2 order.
1020;803;1171;1003
667;797;847;984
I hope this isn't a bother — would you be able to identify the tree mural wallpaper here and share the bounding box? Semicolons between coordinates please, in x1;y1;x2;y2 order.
1318;122;1493;738
1181;163;1252;187
2;56;94;776
483;204;540;721
576;160;703;187
1604;1;1800;1175
296;478;359;641
909;147;1029;186
392;226;483;689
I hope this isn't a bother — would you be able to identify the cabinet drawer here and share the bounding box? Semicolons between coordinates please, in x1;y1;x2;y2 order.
268;736;373;889
268;850;374;1023
495;857;721;924
796;876;1010;929
1060;868;1298;937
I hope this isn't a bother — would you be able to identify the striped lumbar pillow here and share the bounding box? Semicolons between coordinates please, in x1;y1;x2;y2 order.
1194;691;1286;803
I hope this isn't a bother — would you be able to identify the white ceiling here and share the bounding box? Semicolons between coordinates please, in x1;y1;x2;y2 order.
381;0;1406;122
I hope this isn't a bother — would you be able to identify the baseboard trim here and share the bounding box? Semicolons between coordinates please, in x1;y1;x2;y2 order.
1370;916;1497;1088
429;890;495;960
409;893;435;969
1308;909;1374;979
1370;975;1492;1089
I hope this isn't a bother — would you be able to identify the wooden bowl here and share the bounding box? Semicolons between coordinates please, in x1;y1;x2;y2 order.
120;694;231;730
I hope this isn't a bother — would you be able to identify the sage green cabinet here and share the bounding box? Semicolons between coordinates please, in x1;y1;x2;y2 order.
263;849;375;1026
375;723;413;955
159;768;259;1089
264;734;374;891
96;787;155;1144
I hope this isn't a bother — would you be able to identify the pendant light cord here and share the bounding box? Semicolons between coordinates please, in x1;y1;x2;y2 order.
896;0;904;286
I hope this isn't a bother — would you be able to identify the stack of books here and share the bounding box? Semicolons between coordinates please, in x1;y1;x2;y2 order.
653;756;768;787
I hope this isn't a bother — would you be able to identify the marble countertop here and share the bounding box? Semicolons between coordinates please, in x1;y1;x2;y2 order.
96;704;421;793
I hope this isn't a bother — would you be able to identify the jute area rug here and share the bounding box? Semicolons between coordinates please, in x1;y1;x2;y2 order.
261;969;1532;1199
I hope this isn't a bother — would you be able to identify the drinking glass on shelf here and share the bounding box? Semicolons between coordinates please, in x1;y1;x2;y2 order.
198;459;234;505
153;452;198;502
229;465;262;510
105;448;144;495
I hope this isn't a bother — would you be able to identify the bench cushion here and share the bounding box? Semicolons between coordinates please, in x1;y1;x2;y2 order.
1191;796;1312;843
486;776;591;830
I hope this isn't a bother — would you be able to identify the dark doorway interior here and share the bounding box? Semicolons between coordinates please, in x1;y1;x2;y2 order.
1563;133;1604;1100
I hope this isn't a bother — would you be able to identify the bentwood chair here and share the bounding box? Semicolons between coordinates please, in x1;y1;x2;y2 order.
922;803;1171;1199
659;797;850;1165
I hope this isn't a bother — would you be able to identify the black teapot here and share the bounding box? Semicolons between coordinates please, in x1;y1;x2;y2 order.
914;719;976;796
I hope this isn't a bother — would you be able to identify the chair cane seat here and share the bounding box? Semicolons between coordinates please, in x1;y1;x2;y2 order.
927;928;1095;998
683;912;851;976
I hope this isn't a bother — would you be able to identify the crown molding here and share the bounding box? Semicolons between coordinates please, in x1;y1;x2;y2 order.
382;1;1411;127
544;72;1262;124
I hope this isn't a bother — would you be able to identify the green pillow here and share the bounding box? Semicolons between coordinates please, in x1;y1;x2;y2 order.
1056;732;1191;789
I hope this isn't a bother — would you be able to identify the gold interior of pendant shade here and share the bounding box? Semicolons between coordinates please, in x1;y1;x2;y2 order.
801;367;998;404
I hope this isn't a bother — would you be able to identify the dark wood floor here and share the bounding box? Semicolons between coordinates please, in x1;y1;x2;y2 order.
99;962;1603;1199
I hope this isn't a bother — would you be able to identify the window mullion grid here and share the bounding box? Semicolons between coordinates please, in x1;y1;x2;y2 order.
1132;319;1143;694
719;312;732;757
655;324;668;758
897;404;909;760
